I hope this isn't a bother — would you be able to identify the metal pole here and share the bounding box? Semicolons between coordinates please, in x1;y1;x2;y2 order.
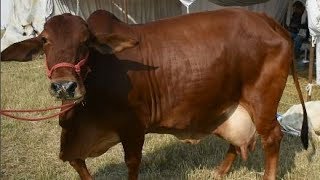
124;0;128;23
307;43;315;101
111;0;114;14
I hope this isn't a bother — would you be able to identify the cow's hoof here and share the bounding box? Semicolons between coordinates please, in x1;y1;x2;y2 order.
212;170;224;180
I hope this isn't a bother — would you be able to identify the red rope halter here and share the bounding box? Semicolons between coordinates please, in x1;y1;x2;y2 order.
46;53;89;78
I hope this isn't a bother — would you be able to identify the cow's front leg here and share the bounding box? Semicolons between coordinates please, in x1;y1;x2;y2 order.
121;134;145;180
69;159;92;180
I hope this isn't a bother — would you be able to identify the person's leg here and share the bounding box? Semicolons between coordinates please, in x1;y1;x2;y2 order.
292;34;304;57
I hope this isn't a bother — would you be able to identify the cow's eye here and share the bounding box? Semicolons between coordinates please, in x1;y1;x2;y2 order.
41;37;48;44
82;39;90;46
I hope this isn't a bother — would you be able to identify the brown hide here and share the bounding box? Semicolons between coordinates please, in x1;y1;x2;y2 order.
1;9;309;180
1;37;43;61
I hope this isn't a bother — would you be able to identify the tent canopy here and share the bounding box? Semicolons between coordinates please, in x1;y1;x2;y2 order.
208;0;270;6
1;0;292;51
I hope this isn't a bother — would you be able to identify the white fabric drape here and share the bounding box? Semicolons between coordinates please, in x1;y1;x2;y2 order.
1;0;47;51
1;0;181;51
126;0;181;23
306;0;320;85
306;0;320;38
278;101;320;137
48;0;181;24
1;0;309;54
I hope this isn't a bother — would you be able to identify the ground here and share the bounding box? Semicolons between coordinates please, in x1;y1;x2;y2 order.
1;29;5;37
0;55;319;179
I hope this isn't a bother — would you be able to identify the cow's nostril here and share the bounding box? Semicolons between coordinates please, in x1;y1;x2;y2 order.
51;82;61;92
63;82;77;95
50;81;77;99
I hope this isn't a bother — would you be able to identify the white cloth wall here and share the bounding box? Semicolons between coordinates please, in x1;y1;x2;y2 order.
306;0;320;85
181;0;289;23
49;0;181;24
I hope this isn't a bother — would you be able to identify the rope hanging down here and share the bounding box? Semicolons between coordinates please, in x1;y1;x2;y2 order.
306;83;314;96
0;103;76;121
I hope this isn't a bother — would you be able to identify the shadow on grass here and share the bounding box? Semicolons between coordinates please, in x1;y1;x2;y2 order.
93;134;304;179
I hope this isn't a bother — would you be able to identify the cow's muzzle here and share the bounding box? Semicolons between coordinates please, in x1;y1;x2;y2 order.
50;81;78;100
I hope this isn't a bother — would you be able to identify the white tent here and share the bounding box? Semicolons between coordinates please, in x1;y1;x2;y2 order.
1;0;182;51
0;0;296;51
1;0;319;86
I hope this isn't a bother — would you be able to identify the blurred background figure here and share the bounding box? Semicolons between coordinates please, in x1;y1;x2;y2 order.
288;1;309;57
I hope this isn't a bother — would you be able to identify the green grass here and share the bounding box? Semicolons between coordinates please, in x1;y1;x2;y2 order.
1;57;320;179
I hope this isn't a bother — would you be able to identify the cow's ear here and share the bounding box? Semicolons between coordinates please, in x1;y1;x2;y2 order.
90;33;138;54
1;37;43;61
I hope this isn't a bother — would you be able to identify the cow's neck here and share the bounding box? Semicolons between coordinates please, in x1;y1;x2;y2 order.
84;20;160;128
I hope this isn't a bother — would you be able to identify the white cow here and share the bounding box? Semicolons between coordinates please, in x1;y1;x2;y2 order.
279;101;320;140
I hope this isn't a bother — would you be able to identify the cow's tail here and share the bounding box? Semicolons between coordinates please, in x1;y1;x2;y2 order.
290;56;309;150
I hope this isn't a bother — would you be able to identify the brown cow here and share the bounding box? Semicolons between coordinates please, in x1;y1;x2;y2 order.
1;8;309;180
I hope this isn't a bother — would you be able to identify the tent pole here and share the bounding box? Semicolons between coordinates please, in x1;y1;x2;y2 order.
124;0;128;23
307;43;315;101
111;0;114;13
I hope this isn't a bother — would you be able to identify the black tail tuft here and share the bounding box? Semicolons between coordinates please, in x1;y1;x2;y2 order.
300;110;308;149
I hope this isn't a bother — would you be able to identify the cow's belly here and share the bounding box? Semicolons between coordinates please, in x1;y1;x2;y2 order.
167;105;257;158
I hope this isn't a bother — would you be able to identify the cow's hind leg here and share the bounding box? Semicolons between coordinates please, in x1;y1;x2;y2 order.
246;94;284;180
244;69;287;179
243;41;290;179
255;117;283;180
213;144;238;179
69;159;92;180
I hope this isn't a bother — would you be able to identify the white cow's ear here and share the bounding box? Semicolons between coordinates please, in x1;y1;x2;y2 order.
90;33;138;54
1;36;43;61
